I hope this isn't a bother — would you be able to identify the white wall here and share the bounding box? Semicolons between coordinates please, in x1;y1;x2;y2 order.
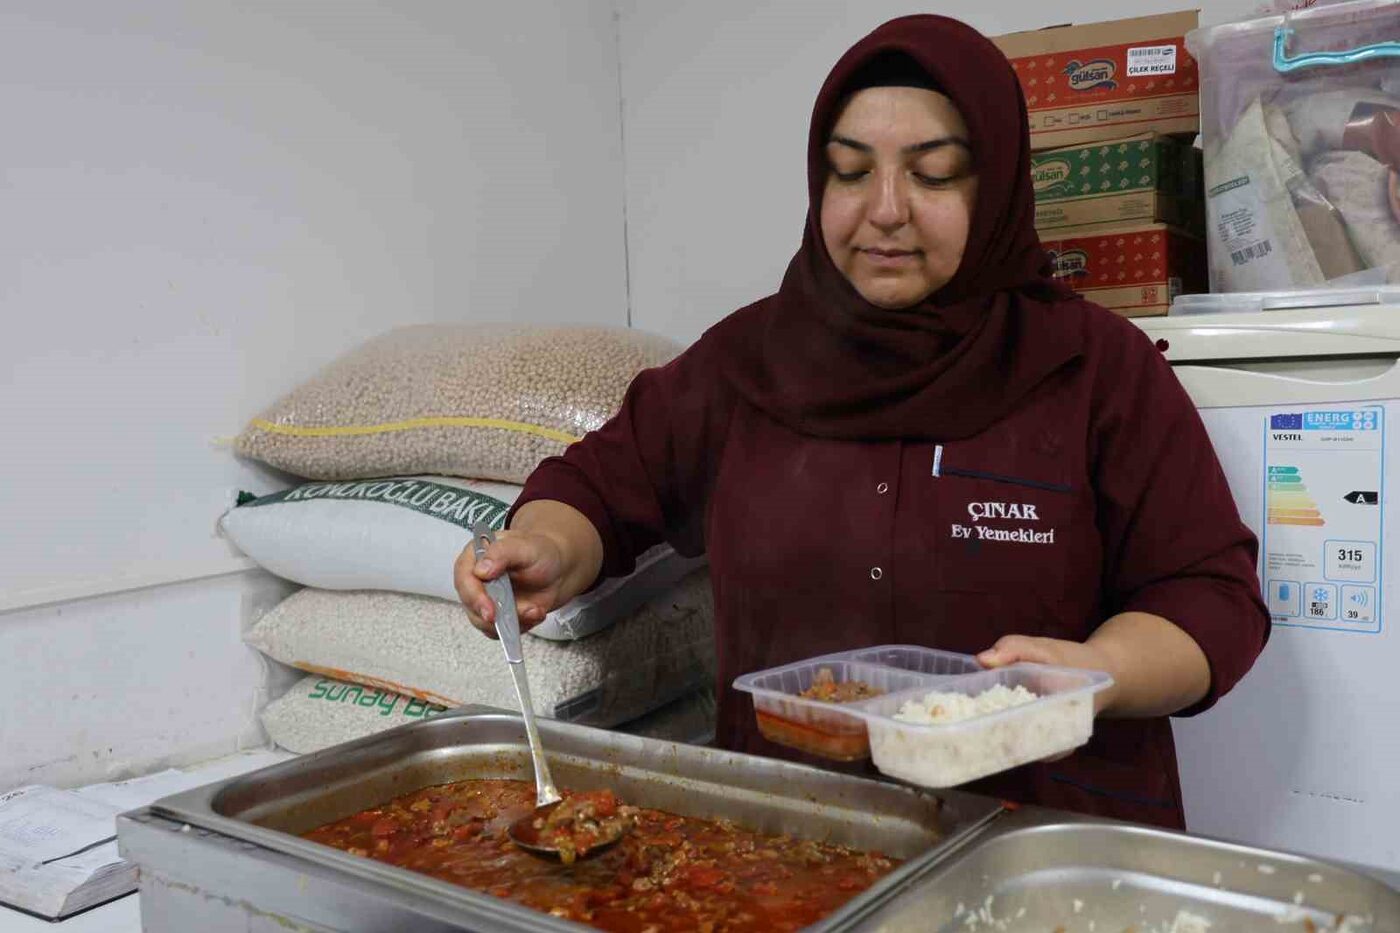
616;0;1261;343
0;1;625;790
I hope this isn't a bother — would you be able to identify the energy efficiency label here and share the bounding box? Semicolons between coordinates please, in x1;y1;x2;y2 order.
1263;406;1383;634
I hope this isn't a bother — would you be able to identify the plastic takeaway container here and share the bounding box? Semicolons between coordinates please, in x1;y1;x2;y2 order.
734;646;1113;786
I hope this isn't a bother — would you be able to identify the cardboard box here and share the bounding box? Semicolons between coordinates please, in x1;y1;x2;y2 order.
993;10;1200;149
1032;133;1204;234
1041;222;1205;317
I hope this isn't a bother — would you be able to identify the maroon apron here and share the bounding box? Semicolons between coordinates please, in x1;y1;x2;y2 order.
706;371;1185;828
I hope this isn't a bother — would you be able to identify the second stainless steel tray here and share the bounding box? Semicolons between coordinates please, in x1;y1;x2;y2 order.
144;707;1002;932
853;807;1399;933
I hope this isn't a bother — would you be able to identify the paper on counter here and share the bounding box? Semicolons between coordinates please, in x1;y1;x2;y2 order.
0;786;119;865
51;839;124;874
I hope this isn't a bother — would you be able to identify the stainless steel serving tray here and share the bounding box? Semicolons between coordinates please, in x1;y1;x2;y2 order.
852;807;1400;933
136;706;1002;932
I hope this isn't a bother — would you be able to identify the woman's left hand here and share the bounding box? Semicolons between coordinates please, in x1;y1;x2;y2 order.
976;635;1119;715
977;613;1212;723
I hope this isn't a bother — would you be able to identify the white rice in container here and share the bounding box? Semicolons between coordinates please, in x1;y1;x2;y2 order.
868;683;1093;788
892;684;1039;724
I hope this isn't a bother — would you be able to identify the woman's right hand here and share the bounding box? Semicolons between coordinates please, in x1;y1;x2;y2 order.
454;530;569;638
453;500;606;639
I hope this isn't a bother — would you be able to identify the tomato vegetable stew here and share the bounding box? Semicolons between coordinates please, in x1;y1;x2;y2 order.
754;710;872;761
303;779;900;932
512;791;632;864
750;668;888;760
797;668;883;703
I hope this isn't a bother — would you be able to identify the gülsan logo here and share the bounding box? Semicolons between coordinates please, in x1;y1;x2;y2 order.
1047;248;1090;279
1032;159;1072;192
1063;58;1118;91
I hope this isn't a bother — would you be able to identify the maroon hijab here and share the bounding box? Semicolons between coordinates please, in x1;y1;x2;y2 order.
714;15;1087;441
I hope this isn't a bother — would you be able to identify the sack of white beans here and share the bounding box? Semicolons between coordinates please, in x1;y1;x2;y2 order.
260;675;450;754
233;323;681;485
261;679;718;755
245;572;715;728
220;475;704;641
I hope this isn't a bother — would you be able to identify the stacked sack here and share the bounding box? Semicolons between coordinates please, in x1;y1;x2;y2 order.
224;324;717;753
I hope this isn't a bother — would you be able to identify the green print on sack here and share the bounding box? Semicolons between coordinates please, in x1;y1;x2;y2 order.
403;697;445;718
305;678;448;718
236;478;510;532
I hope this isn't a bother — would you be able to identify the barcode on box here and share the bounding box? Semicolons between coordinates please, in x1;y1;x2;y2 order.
1127;45;1178;76
1231;240;1272;266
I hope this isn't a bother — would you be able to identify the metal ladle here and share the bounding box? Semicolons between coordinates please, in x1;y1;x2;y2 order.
469;525;626;862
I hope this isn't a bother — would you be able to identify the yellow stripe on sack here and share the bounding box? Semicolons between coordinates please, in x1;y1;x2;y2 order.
250;416;580;445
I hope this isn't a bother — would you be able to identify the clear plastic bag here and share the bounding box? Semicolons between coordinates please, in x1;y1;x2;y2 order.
1191;0;1400;293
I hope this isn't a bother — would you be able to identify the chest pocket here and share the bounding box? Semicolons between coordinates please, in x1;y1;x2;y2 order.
932;456;1075;600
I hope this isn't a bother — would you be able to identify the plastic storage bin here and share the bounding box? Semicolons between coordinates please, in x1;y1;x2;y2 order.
1189;0;1400;296
733;647;1113;786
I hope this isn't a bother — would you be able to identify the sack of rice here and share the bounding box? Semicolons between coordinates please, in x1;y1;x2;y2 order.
614;688;716;746
260;675;449;754
234;324;681;485
220;476;703;641
245;572;715;728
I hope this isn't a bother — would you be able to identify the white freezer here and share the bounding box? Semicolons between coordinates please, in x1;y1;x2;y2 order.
1137;297;1400;874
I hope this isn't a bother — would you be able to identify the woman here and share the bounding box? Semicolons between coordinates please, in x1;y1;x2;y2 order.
455;15;1269;830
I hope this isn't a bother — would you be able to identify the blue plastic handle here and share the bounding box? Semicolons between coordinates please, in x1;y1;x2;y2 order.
1274;25;1400;73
